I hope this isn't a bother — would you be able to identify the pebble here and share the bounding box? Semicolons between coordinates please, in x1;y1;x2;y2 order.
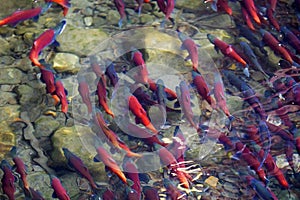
204;176;219;188
53;53;81;73
84;16;93;26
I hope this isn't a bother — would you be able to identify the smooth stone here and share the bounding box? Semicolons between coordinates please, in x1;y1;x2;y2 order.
140;14;155;24
106;10;120;25
15;84;40;105
0;68;23;84
34;116;61;138
84;16;93;27
56;25;108;56
0;56;14;66
0;121;16;160
53;53;81;74
0;91;17;106
0;37;10;55
226;95;244;113
175;0;203;10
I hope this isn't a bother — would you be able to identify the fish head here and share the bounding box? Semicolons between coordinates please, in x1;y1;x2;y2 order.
0;160;11;170
53;19;67;37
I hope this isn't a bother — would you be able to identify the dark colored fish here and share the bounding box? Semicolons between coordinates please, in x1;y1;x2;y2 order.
123;158;141;199
10;147;29;192
192;70;215;107
62;148;98;190
143;186;160;200
105;63;119;87
280;26;300;54
50;175;70;200
245;175;278;200
0;160;16;200
266;7;280;31
222;70;267;120
114;0;126;28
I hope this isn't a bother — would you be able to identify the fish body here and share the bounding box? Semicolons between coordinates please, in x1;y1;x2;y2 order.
50;176;70;200
239;41;269;78
260;29;294;65
0;7;42;27
78;78;92;114
95;146;128;184
54;78;68;114
40;66;56;94
1;160;15;200
123;159;141;199
105;63;119;87
165;0;175;20
235;142;267;183
156;0;167;14
114;0;126;27
97;75;114;117
10;147;29;192
207;0;232;15
143;186;160;200
213;74;232;118
207;34;249;77
268;0;277;12
281;26;300;54
245;176;278;200
176;81;197;130
163;179;187;200
29;20;66;68
62;148;98;190
155;79;167;109
192;70;215;106
127;122;167;146
90;56;103;77
222;70;267;120
266;7;280;31
257;149;289;189
94;111;141;157
241;6;255;31
45;0;71;16
148;78;177;100
131;49;149;84
241;0;261;25
128;95;158;134
135;0;144;16
178;32;199;71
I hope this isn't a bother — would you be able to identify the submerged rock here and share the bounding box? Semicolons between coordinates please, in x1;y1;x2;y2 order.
0;68;23;84
53;53;81;74
56;25;108;56
34;115;61;138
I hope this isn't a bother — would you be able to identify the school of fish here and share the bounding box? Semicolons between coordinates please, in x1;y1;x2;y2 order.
0;0;300;199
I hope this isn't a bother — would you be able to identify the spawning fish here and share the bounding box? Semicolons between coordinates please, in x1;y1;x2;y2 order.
205;0;232;15
1;160;16;200
0;3;51;27
114;0;126;28
78;76;93;114
62;148;98;190
176;80;198;130
207;34;249;77
50;175;70;200
178;32;199;71
131;49;149;84
29;19;66;68
45;0;71;16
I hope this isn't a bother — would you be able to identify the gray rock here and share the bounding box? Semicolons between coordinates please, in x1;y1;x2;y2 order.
140;14;155;24
0;56;14;66
0;37;10;56
34;116;61;138
107;10;120;25
175;0;204;10
0;91;17;106
15;84;40;105
0;68;23;84
56;25;108;56
53;53;81;74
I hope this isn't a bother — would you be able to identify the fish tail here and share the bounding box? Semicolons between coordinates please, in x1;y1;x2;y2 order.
145;123;159;134
118;18;123;28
